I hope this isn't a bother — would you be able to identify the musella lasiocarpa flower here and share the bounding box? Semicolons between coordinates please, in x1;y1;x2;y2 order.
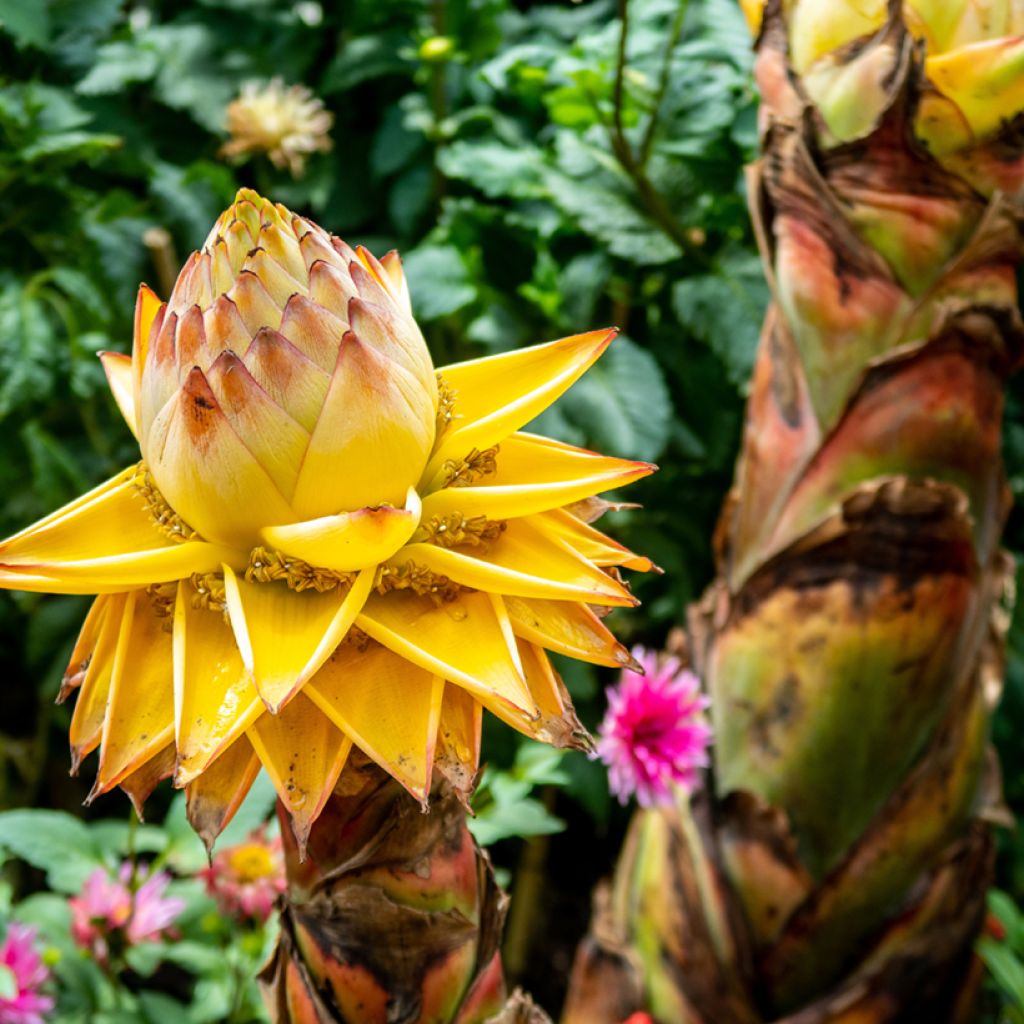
597;647;712;807
0;189;655;854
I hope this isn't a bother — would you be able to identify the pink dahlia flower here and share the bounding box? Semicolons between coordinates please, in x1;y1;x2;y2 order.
200;828;285;923
596;646;712;808
0;923;53;1024
69;864;184;961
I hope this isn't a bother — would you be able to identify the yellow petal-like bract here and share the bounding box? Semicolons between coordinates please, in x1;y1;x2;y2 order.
4;190;655;851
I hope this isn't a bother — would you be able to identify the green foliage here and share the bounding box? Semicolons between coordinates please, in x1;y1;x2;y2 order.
469;742;569;847
981;890;1024;1022
0;799;278;1022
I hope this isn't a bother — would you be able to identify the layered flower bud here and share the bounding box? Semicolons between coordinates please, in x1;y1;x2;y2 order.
740;0;1024;185
137;189;437;547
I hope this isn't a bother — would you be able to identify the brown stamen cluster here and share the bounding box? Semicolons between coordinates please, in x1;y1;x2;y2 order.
135;464;198;543
436;374;457;436
147;581;179;620
376;561;462;604
442;446;499;487
417;513;506;549
246;547;356;594
190;572;227;613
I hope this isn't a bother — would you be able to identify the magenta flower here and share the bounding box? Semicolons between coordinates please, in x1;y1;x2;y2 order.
199;828;285;923
69;864;184;962
0;923;53;1024
596;646;712;807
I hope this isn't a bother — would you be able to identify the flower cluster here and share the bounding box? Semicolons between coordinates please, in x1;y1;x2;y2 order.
597;646;712;808
200;828;285;923
0;924;53;1024
69;865;184;963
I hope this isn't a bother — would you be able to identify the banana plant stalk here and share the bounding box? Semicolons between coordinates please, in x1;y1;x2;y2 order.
565;1;1024;1020
260;758;542;1023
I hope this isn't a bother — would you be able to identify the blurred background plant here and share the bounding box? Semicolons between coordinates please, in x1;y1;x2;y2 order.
0;0;1020;1018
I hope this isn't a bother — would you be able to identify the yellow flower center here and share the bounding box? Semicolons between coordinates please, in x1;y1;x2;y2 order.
227;843;277;882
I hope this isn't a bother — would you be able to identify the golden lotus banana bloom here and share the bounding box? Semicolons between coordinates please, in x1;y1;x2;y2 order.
0;190;654;852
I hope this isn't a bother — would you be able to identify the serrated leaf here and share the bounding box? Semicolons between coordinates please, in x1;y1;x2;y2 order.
0;0;49;49
981;936;1024;1009
75;41;159;95
137;992;192;1024
404;244;478;321
20;131;121;163
438;140;546;200
672;250;769;388
545;170;680;265
0;288;57;419
217;770;278;847
468;796;565;846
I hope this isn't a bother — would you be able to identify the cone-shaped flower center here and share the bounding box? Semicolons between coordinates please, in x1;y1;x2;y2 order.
138;189;437;548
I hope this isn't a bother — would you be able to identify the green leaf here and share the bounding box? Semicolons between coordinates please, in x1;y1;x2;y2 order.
137;992;192;1024
20;130;121;163
388;163;433;236
0;0;49;49
75;41;159;95
217;770;278;847
438;140;546;200
403;244;478;321
545;170;680;266
0;287;57;419
0;810;103;893
980;936;1024;1009
672;249;769;388
321;34;413;94
468;796;565;846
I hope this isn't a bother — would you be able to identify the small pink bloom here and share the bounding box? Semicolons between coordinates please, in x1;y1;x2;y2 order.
596;646;712;808
69;864;184;962
0;923;54;1024
200;828;285;923
125;868;184;945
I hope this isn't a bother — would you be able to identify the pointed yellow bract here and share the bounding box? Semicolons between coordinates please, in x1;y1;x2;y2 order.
186;735;261;850
173;588;263;786
247;693;352;850
788;0;887;74
222;565;374;711
0;189;654;847
306;644;443;803
69;593;127;770
99;352;138;440
95;589;174;792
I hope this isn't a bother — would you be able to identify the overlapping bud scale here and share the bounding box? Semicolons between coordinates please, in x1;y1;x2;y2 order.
742;0;1024;190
